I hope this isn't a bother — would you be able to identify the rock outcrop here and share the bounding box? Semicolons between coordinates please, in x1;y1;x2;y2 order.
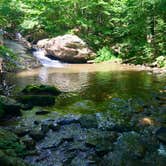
37;34;96;63
4;40;40;70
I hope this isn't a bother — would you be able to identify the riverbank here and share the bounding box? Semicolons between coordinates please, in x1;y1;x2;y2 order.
99;60;166;75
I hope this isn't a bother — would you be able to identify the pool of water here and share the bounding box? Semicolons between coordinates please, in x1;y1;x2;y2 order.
6;63;165;95
3;63;165;115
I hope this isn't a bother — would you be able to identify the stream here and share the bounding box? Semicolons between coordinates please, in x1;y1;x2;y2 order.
2;40;166;166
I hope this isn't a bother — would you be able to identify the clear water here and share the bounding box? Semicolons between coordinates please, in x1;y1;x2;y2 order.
5;63;165;109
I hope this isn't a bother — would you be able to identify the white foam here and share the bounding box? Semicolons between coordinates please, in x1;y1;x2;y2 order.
33;49;64;67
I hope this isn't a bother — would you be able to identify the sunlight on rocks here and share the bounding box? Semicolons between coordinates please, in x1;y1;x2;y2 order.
139;117;154;126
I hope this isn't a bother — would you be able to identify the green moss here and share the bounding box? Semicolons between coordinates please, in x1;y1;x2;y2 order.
0;129;26;157
0;150;29;166
0;45;18;72
22;84;61;96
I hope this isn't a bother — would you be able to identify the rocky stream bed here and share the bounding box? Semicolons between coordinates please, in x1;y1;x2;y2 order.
0;84;166;166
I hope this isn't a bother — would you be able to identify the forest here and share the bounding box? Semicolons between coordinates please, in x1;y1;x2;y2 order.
0;0;166;65
0;1;166;166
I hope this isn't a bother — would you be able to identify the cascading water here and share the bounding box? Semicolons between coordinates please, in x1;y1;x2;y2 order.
33;49;65;68
4;39;65;68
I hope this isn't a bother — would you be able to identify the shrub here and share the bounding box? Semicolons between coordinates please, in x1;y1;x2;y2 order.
95;46;122;63
156;56;166;68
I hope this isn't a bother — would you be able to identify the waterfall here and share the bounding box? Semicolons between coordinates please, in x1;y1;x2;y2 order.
33;49;65;68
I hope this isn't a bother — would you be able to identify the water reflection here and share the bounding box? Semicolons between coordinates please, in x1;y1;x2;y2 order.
38;67;49;83
46;71;89;91
5;64;166;101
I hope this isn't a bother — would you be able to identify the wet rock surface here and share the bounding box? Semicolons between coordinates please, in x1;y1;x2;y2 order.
0;86;166;166
23;88;166;165
4;40;40;70
0;128;28;166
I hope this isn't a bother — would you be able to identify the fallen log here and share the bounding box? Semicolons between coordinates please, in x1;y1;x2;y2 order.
122;56;137;63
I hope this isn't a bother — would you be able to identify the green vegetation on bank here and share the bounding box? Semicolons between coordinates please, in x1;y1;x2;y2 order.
0;0;165;66
0;45;17;71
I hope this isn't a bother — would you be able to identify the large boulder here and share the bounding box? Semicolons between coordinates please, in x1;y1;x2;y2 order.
37;34;96;63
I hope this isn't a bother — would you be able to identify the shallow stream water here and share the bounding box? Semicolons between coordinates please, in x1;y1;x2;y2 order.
2;40;166;117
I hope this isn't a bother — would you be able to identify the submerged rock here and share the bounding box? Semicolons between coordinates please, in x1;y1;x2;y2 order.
17;84;62;107
29;130;45;142
21;84;61;96
57;116;79;125
21;135;36;150
13;127;30;137
85;131;118;155
0;95;21;118
156;127;166;144
107;132;147;165
37;34;96;63
18;95;55;107
49;122;61;131
29;126;46;141
79;114;98;128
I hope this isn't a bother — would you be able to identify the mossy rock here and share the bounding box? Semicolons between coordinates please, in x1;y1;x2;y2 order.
22;84;61;96
79;114;98;128
0;96;21;118
0;128;26;157
0;150;29;166
18;95;55;107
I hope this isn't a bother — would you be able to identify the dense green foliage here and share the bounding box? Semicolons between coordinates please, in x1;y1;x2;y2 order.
0;0;165;65
95;46;122;63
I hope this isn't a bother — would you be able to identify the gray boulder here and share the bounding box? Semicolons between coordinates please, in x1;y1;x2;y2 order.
37;34;96;63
